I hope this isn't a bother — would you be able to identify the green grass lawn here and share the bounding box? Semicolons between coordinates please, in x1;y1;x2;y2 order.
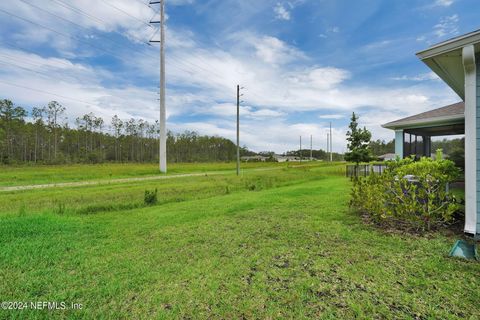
0;163;479;319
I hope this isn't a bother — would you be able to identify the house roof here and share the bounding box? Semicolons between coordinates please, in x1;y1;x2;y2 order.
416;29;480;99
382;101;464;130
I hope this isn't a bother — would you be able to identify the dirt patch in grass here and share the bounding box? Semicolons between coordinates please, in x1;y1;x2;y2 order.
359;211;467;239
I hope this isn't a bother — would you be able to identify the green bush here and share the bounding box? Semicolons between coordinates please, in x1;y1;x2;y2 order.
350;157;460;231
144;188;158;206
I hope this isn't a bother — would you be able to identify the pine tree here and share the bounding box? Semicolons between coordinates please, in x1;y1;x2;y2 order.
344;112;372;164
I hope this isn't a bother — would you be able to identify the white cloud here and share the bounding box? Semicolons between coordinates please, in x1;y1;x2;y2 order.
169;0;195;5
291;67;351;90
361;40;392;51
251;35;307;65
318;114;345;120
318;26;340;39
434;0;454;7
192;103;285;120
391;72;439;81
434;14;459;38
328;26;340;33
274;3;291;21
172;119;346;153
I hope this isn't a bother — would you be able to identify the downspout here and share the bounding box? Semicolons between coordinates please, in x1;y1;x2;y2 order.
462;45;477;235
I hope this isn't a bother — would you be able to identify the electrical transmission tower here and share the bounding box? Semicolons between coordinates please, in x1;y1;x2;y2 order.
149;0;167;173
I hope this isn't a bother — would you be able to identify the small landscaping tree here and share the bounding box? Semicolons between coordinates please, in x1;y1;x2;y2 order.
344;112;372;163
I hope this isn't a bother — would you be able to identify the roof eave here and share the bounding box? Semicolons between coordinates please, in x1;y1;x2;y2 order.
416;30;480;60
422;57;465;99
382;114;465;130
415;30;480;101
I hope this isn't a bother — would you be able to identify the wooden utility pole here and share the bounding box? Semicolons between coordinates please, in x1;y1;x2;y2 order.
330;122;333;162
236;85;240;176
300;136;302;161
310;135;313;161
327;133;329;160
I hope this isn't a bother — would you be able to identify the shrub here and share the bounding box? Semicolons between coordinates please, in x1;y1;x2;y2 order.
350;157;460;232
87;151;103;164
144;188;158;205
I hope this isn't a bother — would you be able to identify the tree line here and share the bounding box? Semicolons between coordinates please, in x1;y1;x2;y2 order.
0;99;250;164
282;149;343;161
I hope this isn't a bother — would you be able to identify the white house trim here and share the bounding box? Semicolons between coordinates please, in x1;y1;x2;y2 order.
462;45;477;234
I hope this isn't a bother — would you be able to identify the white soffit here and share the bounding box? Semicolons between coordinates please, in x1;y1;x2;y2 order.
416;30;480;100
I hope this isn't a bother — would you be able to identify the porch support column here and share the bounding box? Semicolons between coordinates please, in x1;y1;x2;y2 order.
394;129;404;159
423;136;431;158
462;45;477;235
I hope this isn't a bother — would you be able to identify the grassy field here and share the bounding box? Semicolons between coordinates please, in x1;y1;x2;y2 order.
0;163;479;319
0;162;297;187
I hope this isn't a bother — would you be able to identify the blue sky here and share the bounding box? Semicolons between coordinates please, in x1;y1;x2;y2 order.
0;0;477;152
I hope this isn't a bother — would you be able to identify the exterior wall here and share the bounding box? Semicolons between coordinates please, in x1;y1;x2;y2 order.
477;53;480;234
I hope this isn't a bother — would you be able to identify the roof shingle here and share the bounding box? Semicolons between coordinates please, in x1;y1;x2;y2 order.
382;102;464;129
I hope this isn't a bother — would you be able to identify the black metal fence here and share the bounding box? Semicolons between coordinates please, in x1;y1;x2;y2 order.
346;163;388;178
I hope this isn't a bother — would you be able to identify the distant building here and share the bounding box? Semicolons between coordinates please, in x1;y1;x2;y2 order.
274;155;301;162
378;153;397;161
241;156;267;162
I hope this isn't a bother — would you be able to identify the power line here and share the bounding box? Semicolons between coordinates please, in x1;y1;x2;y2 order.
0;2;250;109
0;7;126;62
0;59;50;79
0;58;154;105
100;0;153;29
50;0;111;27
0;56;73;82
132;0;152;7
18;0;141;57
50;0;155;47
47;0;233;84
0;41;76;69
0;78;99;106
17;0;172;74
52;0;241;88
0;5;192;80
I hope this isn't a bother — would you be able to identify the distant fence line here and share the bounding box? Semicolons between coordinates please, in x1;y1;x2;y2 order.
346;163;388;178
